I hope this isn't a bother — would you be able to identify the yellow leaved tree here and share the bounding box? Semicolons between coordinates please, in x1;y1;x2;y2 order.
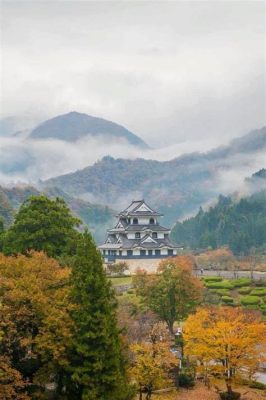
184;307;266;398
130;323;178;400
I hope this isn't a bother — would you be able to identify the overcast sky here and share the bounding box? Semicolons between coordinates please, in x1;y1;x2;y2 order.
1;0;266;147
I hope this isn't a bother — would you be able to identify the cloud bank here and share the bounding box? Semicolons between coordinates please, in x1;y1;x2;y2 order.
1;1;265;147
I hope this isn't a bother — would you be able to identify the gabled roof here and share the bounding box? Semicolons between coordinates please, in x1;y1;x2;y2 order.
118;200;163;217
140;234;158;244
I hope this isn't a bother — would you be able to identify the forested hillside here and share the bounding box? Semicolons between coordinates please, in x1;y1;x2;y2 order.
0;185;114;242
171;190;266;255
44;127;266;225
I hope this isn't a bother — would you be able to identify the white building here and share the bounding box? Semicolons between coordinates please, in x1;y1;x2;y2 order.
99;200;182;263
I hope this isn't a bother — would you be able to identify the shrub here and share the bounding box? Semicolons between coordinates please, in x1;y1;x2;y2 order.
220;392;240;400
238;287;251;295
127;289;135;295
209;288;230;296
255;279;266;287
203;276;223;282
241;296;261;306
221;296;234;304
178;373;195;388
250;288;266;296
231;278;252;288
205;280;233;289
249;381;266;390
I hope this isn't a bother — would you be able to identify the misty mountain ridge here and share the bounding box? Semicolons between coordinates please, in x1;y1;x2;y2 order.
29;111;149;148
43;126;266;226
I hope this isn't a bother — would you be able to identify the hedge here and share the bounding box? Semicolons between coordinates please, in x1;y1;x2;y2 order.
205;280;233;289
250;288;266;297
203;276;223;282
209;288;230;296
255;279;266;287
221;296;234;304
231;278;252;288
238;287;251;295
241;296;261;306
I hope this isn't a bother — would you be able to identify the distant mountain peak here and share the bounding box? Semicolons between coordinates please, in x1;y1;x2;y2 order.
30;111;149;148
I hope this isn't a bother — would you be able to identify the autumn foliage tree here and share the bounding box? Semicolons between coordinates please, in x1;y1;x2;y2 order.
134;257;202;333
0;252;72;398
184;307;266;398
130;323;177;400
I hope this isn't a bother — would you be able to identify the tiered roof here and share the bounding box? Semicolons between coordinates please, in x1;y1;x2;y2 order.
99;200;180;251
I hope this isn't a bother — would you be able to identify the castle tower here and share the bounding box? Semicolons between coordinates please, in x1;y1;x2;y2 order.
98;200;182;263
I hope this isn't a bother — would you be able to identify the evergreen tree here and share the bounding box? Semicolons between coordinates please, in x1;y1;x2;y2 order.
67;231;132;400
2;195;81;258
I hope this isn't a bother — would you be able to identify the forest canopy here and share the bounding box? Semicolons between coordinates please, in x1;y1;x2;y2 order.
171;190;266;255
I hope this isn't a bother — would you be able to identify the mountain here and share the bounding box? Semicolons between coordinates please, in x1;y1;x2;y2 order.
43;127;266;226
245;168;266;192
30;111;148;148
170;190;266;255
0;185;115;243
229;127;266;153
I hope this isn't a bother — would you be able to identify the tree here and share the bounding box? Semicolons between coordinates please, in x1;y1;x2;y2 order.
67;231;133;400
107;261;129;275
135;257;202;334
2;195;81;258
184;307;266;398
130;323;177;400
0;356;29;400
0;252;72;398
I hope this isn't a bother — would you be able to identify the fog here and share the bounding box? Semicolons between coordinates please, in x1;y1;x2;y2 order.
1;1;265;147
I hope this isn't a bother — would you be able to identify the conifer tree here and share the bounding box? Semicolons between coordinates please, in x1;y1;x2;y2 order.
2;195;81;258
67;230;132;400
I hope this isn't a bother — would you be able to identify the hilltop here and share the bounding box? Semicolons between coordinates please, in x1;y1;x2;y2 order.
30;111;148;148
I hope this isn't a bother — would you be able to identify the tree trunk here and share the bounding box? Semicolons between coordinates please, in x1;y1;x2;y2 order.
139;387;142;400
168;321;174;335
226;379;233;394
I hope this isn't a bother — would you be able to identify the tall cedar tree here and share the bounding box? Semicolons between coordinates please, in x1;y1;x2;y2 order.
68;231;132;400
2;195;81;258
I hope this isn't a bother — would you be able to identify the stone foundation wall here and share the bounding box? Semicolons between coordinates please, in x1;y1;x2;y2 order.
105;258;163;274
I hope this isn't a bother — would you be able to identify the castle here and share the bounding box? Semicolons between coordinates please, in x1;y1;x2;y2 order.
99;200;182;263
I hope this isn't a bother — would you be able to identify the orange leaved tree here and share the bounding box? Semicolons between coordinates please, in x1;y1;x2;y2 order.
184;307;266;398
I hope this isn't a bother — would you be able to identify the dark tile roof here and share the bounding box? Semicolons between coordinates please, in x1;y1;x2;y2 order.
108;224;169;233
101;233;179;250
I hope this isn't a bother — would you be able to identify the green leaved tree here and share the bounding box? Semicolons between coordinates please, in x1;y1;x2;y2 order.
2;195;81;258
135;257;202;334
67;231;133;400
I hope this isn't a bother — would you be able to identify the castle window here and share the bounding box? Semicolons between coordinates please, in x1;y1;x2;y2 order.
127;250;133;256
168;249;173;256
140;250;146;256
133;218;138;225
155;249;161;256
149;218;155;224
152;232;158;239
135;232;140;239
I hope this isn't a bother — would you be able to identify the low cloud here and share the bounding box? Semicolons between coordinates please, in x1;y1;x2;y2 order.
1;131;265;209
0;132;224;184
